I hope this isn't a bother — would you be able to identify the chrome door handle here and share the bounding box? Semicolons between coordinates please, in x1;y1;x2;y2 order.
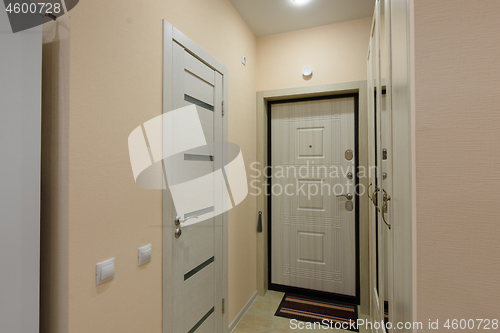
175;215;199;226
175;228;182;238
337;193;353;201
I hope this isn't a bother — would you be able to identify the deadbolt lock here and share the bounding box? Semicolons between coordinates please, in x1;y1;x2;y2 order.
345;149;354;161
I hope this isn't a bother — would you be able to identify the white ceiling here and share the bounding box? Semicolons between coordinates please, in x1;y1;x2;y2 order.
229;0;375;38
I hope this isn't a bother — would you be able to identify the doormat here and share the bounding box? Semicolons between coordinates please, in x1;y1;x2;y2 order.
275;293;359;332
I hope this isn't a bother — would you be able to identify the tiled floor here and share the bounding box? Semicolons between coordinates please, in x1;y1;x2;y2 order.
232;291;370;333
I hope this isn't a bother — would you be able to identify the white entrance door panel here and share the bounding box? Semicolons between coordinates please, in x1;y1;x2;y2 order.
271;97;357;296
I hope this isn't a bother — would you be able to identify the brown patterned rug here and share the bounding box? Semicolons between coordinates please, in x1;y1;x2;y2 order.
275;293;359;332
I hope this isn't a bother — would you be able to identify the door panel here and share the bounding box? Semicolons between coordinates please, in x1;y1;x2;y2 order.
271;97;356;297
165;29;225;333
184;71;215;107
183;263;215;332
184;51;216;86
182;220;214;275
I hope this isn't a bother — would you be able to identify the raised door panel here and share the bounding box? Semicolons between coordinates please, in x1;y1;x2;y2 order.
182;263;215;332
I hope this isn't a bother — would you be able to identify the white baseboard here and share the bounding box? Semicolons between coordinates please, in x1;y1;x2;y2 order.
228;290;258;332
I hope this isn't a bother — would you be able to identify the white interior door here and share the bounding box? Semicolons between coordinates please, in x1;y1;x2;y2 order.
163;21;228;333
270;96;357;297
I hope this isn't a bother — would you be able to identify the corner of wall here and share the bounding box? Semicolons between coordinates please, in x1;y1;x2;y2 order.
40;14;71;333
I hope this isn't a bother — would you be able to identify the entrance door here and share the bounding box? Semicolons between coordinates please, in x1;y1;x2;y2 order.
270;96;357;297
163;21;228;333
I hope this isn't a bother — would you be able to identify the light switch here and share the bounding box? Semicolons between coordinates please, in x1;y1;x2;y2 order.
96;258;115;285
138;244;152;266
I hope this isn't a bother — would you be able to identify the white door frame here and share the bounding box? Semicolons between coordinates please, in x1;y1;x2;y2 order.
367;2;387;330
162;19;229;333
387;0;417;330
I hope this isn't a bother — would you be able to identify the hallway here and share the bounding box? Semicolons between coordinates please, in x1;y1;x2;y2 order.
2;1;499;333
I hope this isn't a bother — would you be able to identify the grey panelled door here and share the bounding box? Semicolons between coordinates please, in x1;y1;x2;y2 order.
271;97;357;296
164;22;225;333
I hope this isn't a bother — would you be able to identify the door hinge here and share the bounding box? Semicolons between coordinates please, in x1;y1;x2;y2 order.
222;298;225;314
222;101;225;116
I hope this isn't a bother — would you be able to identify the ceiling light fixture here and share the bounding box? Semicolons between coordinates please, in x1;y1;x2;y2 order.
293;0;311;5
302;66;313;77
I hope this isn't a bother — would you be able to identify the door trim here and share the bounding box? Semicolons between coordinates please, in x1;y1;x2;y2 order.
267;93;360;305
256;81;370;313
162;19;229;333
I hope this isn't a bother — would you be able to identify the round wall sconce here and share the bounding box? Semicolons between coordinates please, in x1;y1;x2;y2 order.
302;66;313;77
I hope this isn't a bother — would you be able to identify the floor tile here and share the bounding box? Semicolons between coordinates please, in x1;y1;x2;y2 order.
232;291;370;333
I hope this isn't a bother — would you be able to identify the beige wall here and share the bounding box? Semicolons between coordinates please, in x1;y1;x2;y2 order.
42;0;257;332
256;17;379;92
414;0;500;325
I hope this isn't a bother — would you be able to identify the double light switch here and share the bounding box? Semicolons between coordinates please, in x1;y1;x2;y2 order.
95;244;152;286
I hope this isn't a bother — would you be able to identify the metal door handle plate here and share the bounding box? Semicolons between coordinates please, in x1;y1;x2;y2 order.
175;215;199;226
337;193;353;201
